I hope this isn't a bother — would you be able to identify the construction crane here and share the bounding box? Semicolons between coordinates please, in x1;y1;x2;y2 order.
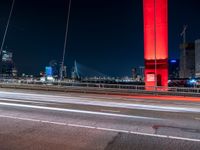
181;25;188;45
180;25;188;78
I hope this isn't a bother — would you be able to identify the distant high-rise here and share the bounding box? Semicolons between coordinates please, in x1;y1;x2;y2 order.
0;50;15;77
168;59;180;79
49;60;59;77
131;68;137;80
2;50;12;62
139;66;145;80
195;39;200;78
179;43;195;78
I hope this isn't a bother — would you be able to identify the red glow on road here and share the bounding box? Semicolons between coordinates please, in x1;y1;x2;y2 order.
124;95;200;102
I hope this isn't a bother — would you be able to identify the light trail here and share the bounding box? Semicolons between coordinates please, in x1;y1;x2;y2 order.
0;102;164;121
0;91;199;113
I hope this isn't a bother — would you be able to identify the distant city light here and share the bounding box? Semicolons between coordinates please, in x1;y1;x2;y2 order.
189;79;197;84
47;76;54;81
170;60;177;63
45;66;53;76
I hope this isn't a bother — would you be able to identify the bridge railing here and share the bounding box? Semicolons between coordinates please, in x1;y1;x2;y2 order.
0;79;200;96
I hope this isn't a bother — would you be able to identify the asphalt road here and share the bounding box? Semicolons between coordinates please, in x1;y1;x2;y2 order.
0;88;200;150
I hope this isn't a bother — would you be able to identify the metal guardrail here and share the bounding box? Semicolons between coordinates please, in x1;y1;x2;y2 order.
0;79;200;97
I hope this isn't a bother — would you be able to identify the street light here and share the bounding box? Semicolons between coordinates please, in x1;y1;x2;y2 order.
154;0;157;90
0;0;15;55
60;0;72;80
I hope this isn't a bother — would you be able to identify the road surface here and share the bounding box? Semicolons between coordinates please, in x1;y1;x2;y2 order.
0;88;200;150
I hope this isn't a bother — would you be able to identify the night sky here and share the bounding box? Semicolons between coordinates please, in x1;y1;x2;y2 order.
0;0;200;77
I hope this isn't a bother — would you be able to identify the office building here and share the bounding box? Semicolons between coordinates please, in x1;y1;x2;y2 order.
0;50;15;77
195;39;200;78
169;59;180;79
179;43;195;78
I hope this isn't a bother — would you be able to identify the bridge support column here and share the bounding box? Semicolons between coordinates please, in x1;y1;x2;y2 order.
143;0;168;90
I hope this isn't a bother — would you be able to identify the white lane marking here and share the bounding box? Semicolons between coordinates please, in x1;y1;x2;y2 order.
42;121;67;126
68;124;95;129
0;114;199;142
195;117;200;121
130;131;168;138
96;127;129;133
0;102;163;121
101;109;120;113
168;136;200;142
0;98;53;105
0;115;40;122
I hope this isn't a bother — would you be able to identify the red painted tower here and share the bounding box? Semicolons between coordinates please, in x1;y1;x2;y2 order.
143;0;168;89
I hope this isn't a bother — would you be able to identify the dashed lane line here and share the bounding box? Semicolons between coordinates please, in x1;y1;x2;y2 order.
0;114;199;142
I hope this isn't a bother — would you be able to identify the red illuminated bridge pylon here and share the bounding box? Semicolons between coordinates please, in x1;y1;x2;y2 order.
143;0;168;90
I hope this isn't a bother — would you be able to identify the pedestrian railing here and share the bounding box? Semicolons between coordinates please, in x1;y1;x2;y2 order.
0;79;200;96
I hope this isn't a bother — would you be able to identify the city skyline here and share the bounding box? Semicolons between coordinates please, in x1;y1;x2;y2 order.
0;0;200;76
